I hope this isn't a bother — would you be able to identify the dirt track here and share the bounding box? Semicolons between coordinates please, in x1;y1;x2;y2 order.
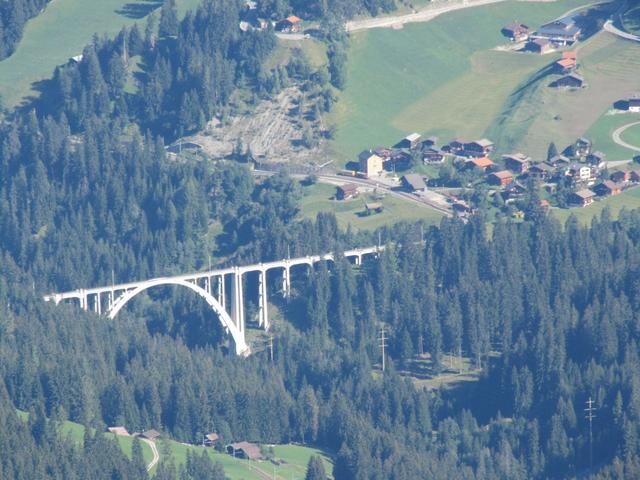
612;120;640;153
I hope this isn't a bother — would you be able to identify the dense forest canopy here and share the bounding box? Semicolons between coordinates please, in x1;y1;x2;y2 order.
1;0;640;479
0;0;51;61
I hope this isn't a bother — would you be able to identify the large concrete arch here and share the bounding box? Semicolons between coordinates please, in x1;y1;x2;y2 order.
108;278;249;355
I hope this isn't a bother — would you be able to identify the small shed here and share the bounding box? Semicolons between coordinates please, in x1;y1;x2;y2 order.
365;202;384;214
569;188;595;206
337;183;359;200
204;433;220;447
550;73;584;89
402;173;427;192
227;441;262;460
141;429;161;441
527;38;553;54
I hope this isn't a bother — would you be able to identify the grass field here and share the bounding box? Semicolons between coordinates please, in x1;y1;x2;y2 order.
552;186;640;224
621;122;640;148
0;0;201;108
622;4;640;34
583;112;640;159
329;0;589;163
298;182;445;229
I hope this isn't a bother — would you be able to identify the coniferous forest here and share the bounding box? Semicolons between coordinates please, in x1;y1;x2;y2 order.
0;0;51;60
1;0;640;479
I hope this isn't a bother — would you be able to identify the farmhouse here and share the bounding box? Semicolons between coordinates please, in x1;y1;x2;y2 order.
586;151;606;166
204;433;220;447
611;171;629;183
466;157;494;171
337;183;359;200
395;133;422;149
555;57;576;73
276;15;302;32
423;147;447;163
227;441;262;460
630;98;640;112
569;189;595;207
358;150;384;177
631;170;640;183
532;18;581;45
402;173;427;192
502;22;529;41
488;170;514;186
503;153;531;173
464;139;494;157
575;137;592;157
594;180;622;197
501;182;527;201
528;162;555;180
550;73;584;89
140;429;161;441
527;38;553;54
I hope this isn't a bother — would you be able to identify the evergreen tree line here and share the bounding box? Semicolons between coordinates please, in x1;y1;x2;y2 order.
0;0;51;61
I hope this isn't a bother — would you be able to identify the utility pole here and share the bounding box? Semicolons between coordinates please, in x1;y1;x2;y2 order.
585;397;596;472
269;335;274;363
379;326;387;372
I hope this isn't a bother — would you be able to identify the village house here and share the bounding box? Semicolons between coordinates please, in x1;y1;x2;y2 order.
548;154;571;167
502;22;530;42
402;173;427;193
385;149;412;171
203;433;220;447
423;147;447;163
395;133;422;149
630;170;640;183
629;98;640;112
586;151;606;166
527;162;555;180
337;183;359;200
466;157;494;171
500;182;527;201
611;170;629;183
527;38;553;54
531;18;581;45
575;137;592;157
488;170;514;186
569;188;595;207
140;429;161;442
276;15;302;33
593;180;622;197
463;139;494;157
555;57;576;74
358;150;384;177
550;73;584;89
446;138;468;154
503;153;531;173
421;136;438;148
567;163;595;185
227;441;262;460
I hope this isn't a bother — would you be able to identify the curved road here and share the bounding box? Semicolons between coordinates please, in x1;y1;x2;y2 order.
142;438;160;472
612;121;640;153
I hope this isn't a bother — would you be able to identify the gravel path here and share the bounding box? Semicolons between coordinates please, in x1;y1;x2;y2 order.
612;121;640;153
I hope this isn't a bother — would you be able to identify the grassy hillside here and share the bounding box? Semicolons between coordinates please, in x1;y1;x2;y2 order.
17;409;333;479
0;0;201;108
329;0;588;163
487;29;640;160
298;182;445;229
552;186;640;224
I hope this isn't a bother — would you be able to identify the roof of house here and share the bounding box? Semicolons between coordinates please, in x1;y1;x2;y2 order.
141;429;161;440
338;183;359;193
205;433;220;442
530;162;555;172
574;188;595;199
600;180;620;190
286;15;302;23
557;58;576;68
365;202;383;210
491;170;514;180
403;173;427;190
566;73;584;82
504;22;529;32
549;154;570;164
468;157;494;168
629;98;640;106
229;441;262;459
503;153;531;163
532;38;550;47
473;138;494;148
107;426;130;437
405;132;421;142
562;51;577;60
577;137;591;145
358;150;380;162
537;19;580;37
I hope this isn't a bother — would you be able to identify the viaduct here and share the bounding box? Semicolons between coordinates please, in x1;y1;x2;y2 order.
44;246;383;355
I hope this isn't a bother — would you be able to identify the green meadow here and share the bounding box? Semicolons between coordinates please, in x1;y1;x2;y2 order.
0;0;201;108
552;186;640;225
329;0;588;163
298;182;444;230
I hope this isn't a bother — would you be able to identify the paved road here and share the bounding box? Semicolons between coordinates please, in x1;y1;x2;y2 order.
142;438;160;472
612;121;640;153
345;0;509;32
604;19;640;41
275;32;309;40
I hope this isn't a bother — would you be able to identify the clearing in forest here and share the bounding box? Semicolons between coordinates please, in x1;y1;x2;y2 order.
329;0;589;163
0;0;200;108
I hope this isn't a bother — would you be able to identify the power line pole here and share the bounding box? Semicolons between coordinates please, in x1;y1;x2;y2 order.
585;397;596;472
379;326;387;372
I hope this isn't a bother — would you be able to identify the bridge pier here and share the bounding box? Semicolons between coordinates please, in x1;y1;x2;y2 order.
217;275;225;310
282;265;291;298
231;268;245;334
258;269;269;331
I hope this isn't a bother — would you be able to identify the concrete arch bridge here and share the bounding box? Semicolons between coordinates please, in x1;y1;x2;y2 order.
44;246;383;355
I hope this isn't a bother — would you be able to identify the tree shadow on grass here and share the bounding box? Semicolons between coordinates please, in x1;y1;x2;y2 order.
116;0;163;19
